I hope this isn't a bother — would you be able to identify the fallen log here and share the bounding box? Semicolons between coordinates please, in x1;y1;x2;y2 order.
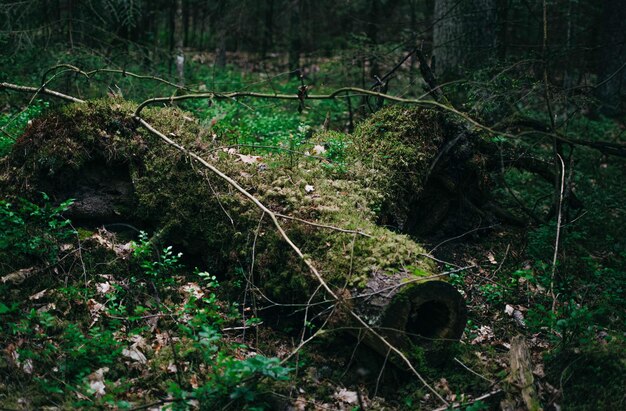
0;98;469;356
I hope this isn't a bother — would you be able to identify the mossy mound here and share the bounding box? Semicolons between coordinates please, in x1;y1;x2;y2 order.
1;99;467;349
342;105;492;235
348;106;446;228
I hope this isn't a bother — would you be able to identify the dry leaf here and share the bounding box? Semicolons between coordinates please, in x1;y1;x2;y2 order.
181;283;204;300
237;154;262;164
471;325;495;344
96;282;111;294
312;144;326;155
29;289;48;300
22;358;34;374
87;367;109;397
334;388;358;404
122;346;147;364
505;304;515;316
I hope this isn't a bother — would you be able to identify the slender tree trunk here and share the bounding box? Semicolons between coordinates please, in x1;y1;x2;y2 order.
496;0;509;60
216;31;227;68
67;0;74;50
596;2;626;116
215;0;227;68
409;0;418;93
288;0;301;75
174;0;185;85
433;0;497;79
261;0;274;59
183;0;190;47
367;0;380;78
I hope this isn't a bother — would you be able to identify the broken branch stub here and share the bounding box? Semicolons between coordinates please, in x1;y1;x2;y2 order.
0;98;468;355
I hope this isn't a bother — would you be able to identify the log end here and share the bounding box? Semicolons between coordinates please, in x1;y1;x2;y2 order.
381;281;467;346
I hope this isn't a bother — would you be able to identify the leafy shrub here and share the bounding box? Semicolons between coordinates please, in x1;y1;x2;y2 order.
0;194;74;272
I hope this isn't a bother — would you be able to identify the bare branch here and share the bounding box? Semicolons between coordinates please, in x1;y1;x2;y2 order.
0;82;85;103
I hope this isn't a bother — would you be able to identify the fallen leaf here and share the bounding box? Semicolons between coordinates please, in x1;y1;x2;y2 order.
96;282;111;294
471;325;495;345
122;346;147;364
334;388;358;404
312;144;326;155
87;299;105;320
29;289;48;300
505;304;515;316
237;154;262;164
513;310;526;327
87;367;109;397
181;283;204;300
1;267;37;284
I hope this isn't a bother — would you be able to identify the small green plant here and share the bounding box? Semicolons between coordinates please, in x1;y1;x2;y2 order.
131;231;182;284
0;194;74;272
0;99;49;156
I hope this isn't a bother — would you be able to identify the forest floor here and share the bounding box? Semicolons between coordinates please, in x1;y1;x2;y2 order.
1;54;625;410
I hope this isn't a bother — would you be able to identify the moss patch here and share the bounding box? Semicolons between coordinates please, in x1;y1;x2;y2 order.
1;100;451;303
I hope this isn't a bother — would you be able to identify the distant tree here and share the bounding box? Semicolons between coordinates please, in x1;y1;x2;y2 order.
596;1;626;116
288;0;301;74
432;0;497;79
174;0;185;85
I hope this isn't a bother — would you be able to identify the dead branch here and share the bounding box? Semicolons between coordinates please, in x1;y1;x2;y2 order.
0;82;85;103
4;77;622;160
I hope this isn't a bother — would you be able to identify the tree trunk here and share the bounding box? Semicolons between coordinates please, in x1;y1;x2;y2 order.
367;0;380;78
433;0;497;79
215;0;227;69
288;0;301;75
261;0;274;59
174;0;185;86
501;336;543;411
596;2;626;116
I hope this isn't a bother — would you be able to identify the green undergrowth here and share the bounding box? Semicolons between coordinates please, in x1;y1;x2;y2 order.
0;197;290;409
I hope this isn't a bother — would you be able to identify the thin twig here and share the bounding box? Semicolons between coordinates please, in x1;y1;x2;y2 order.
550;153;565;314
275;213;372;237
454;357;496;385
0;82;85;103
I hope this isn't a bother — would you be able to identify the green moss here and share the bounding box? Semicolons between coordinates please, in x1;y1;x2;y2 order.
2;99;446;303
348;106;447;228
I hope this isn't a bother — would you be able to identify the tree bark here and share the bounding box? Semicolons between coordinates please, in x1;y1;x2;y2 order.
596;2;626;116
501;336;543;411
174;0;185;86
288;0;301;75
261;0;274;59
433;0;497;79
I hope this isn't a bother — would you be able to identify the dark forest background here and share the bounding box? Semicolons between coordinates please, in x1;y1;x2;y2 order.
2;0;625;113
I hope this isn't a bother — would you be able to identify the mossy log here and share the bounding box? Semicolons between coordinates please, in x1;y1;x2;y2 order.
0;99;470;354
